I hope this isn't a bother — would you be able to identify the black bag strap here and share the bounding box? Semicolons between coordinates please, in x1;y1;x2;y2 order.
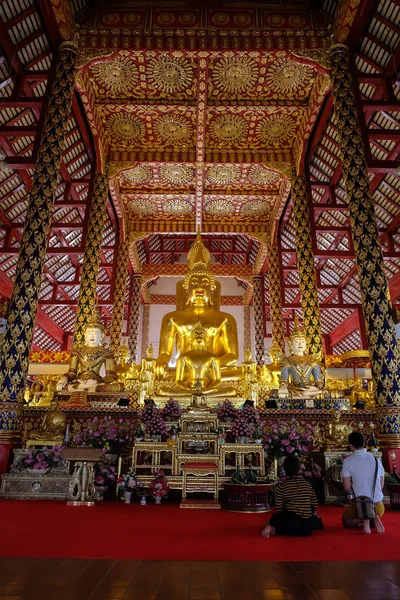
371;456;379;502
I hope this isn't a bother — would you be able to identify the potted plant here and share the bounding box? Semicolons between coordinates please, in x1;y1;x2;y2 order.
149;469;170;504
253;424;262;444
117;467;143;504
93;460;117;501
142;409;168;441
217;400;238;422
161;398;183;421
231;415;252;443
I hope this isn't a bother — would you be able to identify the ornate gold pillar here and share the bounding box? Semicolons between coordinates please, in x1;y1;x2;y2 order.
0;40;77;429
252;275;264;366
128;274;142;364
243;304;251;354
141;304;150;360
267;241;286;353
330;43;400;442
110;241;129;356
72;170;109;347
292;172;323;358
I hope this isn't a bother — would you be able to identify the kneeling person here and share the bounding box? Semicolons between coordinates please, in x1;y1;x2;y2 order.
261;455;319;538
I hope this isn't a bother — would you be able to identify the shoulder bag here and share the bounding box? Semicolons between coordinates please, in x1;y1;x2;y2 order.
355;456;378;520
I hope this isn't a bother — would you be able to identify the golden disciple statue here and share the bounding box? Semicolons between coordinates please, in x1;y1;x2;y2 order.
242;349;259;403
156;229;239;396
326;408;352;449
26;398;67;447
278;315;324;398
265;340;285;389
139;345;156;405
57;304;118;392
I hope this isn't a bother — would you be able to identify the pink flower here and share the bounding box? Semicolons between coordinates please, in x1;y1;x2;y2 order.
282;439;290;446
302;445;309;452
286;446;294;453
95;476;104;485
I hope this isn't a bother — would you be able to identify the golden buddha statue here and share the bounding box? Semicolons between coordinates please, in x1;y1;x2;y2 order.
242;349;259;403
114;344;131;383
139;345;156;405
26;398;67;447
156;229;239;396
326;408;352;449
57;304;118;393
278;316;324;398
265;340;285;389
350;378;374;410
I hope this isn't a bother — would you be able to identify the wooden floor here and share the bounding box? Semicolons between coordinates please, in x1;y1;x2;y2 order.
1;559;400;600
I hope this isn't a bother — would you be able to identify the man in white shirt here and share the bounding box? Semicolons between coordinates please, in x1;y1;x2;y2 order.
341;431;385;534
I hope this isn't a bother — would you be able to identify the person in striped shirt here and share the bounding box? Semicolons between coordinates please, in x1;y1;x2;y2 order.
261;455;319;538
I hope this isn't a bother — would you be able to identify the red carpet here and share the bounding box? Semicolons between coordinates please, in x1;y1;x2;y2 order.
2;500;400;561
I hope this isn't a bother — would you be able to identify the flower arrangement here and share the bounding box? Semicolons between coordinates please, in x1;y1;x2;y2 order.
240;403;259;424
12;446;64;472
94;460;117;486
149;469;170;501
263;420;313;459
231;414;252;439
117;467;143;493
217;400;238;421
141;404;168;439
73;416;133;451
161;398;183;419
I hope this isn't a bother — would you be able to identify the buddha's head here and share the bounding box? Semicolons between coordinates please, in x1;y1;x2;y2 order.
50;398;60;411
146;345;154;358
268;340;285;364
244;349;252;362
185;273;215;308
84;302;105;347
190;321;208;349
288;315;307;357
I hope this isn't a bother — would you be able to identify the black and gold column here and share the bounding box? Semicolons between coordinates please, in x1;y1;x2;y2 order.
267;242;286;353
110;241;129;356
330;43;400;440
128;274;142;364
0;40;77;422
72;170;109;347
292;173;323;359
252;275;265;366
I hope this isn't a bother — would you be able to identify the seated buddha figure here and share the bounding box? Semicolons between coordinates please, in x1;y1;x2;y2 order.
278;315;324;398
156;229;239;396
57;305;118;392
326;408;352;449
26;398;66;447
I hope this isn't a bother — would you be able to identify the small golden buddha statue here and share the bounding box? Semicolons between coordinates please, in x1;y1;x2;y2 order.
188;378;210;412
156;229;239;396
114;344;131;383
265;340;285;389
278;316;324;398
57;304;118;393
326;408;352;449
351;378;373;410
139;345;156;405
26;398;67;447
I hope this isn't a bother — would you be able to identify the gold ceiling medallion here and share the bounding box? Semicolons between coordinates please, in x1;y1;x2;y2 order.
256;114;296;147
209;114;248;145
128;199;156;216
163;198;192;216
92;57;139;95
248;165;279;185
207;164;239;185
160;164;194;185
241;200;270;217
154;114;193;145
124;165;152;184
108;114;144;146
211;56;258;95
147;55;194;94
265;58;314;97
205;198;235;217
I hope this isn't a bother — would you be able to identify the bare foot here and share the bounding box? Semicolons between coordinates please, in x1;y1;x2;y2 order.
362;519;371;534
261;525;275;538
374;515;385;534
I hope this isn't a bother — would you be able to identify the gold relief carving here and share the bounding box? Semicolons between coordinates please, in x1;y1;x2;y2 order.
211;56;258;94
128;231;150;245
107;161;133;179
290;49;330;72
163;199;193;217
265;58;315;97
123;165;153;184
107;114;144;147
147;55;194;94
204;198;234;218
128;199;157;216
241;200;270;217
257;114;297;147
207;164;239;185
247;166;279;186
92;56;139;95
160;164;194;185
154;114;193;145
209;114;248;145
76;49;115;70
263;161;292;180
